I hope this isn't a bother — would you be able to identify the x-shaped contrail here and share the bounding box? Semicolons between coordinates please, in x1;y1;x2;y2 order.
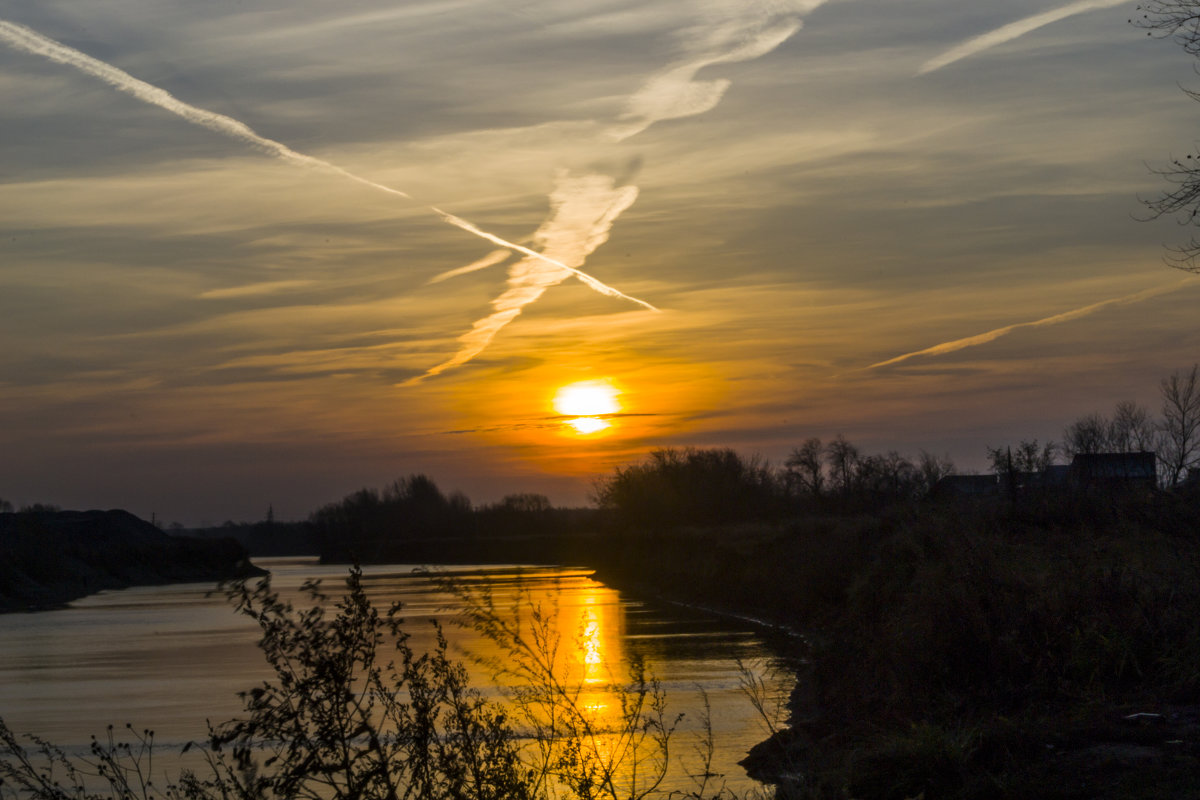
0;19;657;314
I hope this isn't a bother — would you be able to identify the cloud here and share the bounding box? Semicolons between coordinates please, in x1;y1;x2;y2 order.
427;249;512;284
609;2;825;140
410;1;832;377
0;19;655;311
409;171;639;383
917;0;1129;75
199;279;316;299
1;2;821;383
862;281;1196;371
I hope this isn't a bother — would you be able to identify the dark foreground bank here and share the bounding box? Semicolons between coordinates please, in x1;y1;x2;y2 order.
0;509;265;612
580;494;1200;800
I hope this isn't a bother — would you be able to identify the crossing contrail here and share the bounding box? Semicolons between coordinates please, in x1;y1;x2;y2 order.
918;0;1128;75
409;172;640;383
0;18;656;312
861;281;1195;371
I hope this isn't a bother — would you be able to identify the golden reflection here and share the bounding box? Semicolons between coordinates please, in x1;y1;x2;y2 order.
579;604;605;685
573;594;617;719
567;417;610;435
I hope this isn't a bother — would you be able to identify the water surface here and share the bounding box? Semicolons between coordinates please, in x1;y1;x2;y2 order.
0;558;791;795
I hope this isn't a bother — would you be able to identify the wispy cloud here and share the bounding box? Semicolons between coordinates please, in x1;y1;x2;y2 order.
199;279;316;299
409;171;639;383
862;281;1195;371
427;249;511;284
0;19;654;312
918;0;1128;75
610;1;825;140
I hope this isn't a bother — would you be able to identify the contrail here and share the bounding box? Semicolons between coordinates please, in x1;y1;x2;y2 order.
427;249;511;285
917;0;1128;75
199;279;315;299
428;206;654;310
409;172;640;384
0;18;656;312
862;281;1195;371
423;0;829;376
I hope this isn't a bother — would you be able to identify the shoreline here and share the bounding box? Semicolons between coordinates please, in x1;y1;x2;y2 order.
0;509;265;614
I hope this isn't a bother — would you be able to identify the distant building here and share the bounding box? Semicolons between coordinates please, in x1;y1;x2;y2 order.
1070;452;1156;491
1042;464;1073;487
929;452;1157;501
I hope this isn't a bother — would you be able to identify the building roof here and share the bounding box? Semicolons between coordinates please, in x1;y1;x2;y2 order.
1071;452;1156;480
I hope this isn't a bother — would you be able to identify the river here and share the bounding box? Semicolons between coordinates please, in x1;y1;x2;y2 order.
0;558;792;796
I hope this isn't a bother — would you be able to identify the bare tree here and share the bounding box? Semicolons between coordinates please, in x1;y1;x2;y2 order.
875;451;918;498
1062;412;1110;458
785;437;825;497
824;434;860;494
1160;364;1200;484
987;439;1057;474
916;450;955;495
1134;1;1200;268
1062;402;1159;459
1109;400;1159;453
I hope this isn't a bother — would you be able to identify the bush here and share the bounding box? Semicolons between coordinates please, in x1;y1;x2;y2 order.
592;448;785;529
0;568;733;800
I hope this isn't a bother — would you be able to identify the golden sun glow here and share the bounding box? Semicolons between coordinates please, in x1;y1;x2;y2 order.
553;380;621;436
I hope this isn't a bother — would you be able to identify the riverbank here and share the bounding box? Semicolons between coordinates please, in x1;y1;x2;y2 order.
582;495;1200;799
0;509;265;612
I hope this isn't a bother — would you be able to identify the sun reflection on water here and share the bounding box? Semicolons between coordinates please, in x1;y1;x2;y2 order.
566;417;611;435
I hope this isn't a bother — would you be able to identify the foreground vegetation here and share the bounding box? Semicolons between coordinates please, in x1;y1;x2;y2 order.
590;495;1200;799
0;568;735;800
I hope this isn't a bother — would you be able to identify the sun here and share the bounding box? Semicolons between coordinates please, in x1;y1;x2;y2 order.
553;380;621;435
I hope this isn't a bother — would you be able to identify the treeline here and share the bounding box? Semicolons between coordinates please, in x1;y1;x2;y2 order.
593;443;954;528
986;364;1200;486
311;475;599;563
309;439;957;560
1058;365;1200;485
181;517;318;557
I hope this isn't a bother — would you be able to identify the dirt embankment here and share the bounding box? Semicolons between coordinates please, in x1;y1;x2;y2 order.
0;509;265;612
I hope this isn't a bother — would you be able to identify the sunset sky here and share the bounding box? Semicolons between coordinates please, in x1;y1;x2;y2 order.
3;0;1200;525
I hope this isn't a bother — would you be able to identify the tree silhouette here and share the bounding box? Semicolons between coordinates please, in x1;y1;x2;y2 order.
1159;364;1200;484
1134;1;1200;268
1062;413;1111;458
823;435;860;495
784;437;824;498
592;447;783;528
915;450;955;496
986;440;1057;475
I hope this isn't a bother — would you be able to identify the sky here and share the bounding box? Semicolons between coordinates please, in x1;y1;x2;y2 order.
3;0;1200;525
